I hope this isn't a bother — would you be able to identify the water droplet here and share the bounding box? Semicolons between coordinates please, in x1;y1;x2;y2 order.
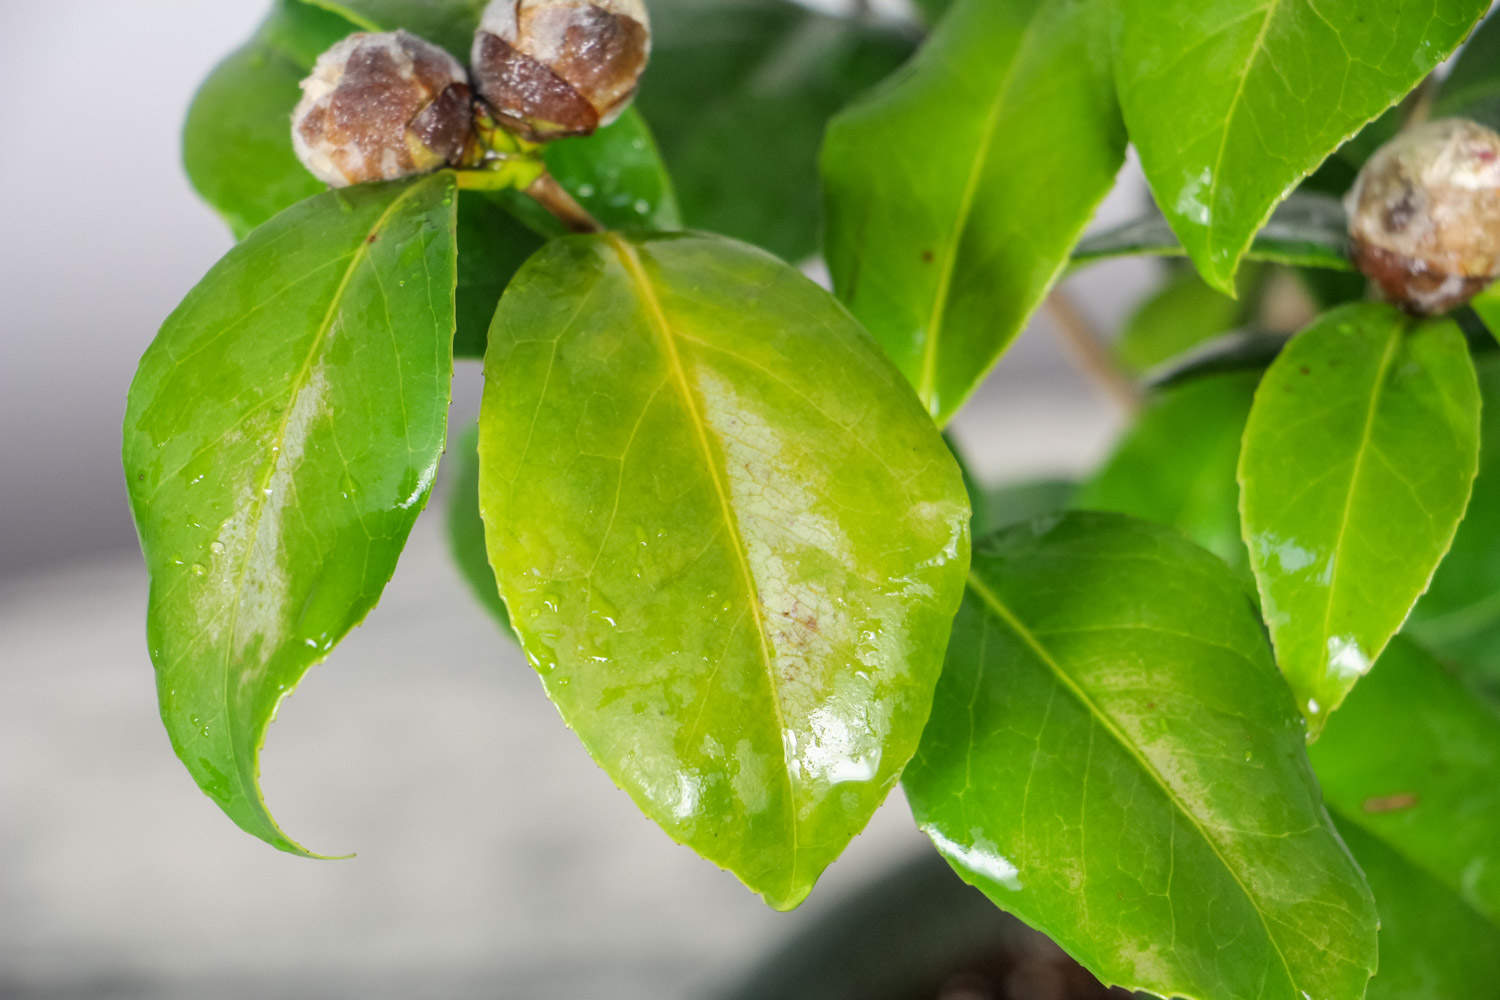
1244;750;1254;762
190;563;207;576
210;542;225;556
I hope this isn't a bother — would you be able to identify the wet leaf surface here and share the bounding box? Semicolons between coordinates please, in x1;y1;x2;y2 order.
477;232;970;909
1239;304;1481;734
905;513;1378;1000
124;175;459;854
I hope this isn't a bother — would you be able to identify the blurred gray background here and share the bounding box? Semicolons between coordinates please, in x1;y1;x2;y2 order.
0;2;1154;996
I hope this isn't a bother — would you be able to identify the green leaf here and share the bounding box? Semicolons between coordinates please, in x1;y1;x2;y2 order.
1408;354;1500;688
1072;193;1353;273
298;0;486;59
904;513;1378;1000
1310;636;1500;926
1433;12;1500;130
1335;822;1500;1000
1116;266;1260;375
1239;303;1481;734
454;195;542;360
447;425;513;634
822;0;1125;425
124;175;459;854
477;232;971;909
910;0;954;25
183;0;354;238
1076;370;1260;575
1114;0;1486;293
639;0;912;262
985;479;1077;532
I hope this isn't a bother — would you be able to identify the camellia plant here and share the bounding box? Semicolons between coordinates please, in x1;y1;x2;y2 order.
125;1;1500;997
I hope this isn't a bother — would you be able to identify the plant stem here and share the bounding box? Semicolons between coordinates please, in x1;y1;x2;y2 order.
527;173;605;234
1045;289;1143;414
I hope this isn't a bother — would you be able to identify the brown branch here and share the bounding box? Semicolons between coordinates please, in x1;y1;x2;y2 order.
1044;289;1143;414
526;172;605;234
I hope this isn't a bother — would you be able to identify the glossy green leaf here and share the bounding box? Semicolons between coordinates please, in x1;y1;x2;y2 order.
1117;266;1260;375
477;232;971;909
1072;193;1353;273
1310;636;1500;925
124;174;459;854
446;425;513;634
904;513;1378;1000
822;0;1125;425
1115;0;1486;293
1433;13;1500;130
1076;370;1260;575
1239;304;1481;734
1408;355;1500;686
183;0;354;238
1336;822;1500;1000
640;0;912;262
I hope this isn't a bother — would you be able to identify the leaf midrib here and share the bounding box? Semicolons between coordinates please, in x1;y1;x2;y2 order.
964;570;1302;995
212;178;436;844
1204;0;1283;258
605;234;802;899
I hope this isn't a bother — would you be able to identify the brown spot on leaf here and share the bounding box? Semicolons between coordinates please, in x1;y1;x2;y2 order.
1362;792;1419;814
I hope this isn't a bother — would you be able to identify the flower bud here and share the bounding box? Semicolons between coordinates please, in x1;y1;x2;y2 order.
471;0;651;142
1346;118;1500;315
293;30;476;188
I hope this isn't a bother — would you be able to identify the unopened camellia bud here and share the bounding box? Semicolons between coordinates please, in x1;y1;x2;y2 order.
471;0;651;142
293;30;477;188
1347;118;1500;315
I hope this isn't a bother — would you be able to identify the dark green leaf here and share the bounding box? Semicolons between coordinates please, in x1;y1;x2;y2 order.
1433;13;1500;130
910;0;954;25
446;425;513;634
985;479;1076;532
905;513;1378;1000
1072;193;1353;273
298;0;486;59
477;232;970;910
1239;303;1481;734
1336;822;1500;1000
1310;636;1500;926
1076;370;1259;575
823;0;1125;424
183;0;354;238
1115;0;1486;292
124;174;459;854
1116;265;1260;375
454;195;541;360
1408;355;1500;688
639;0;912;261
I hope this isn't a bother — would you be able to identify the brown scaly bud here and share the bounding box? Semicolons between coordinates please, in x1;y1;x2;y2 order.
1347;118;1500;315
292;30;477;188
471;0;651;143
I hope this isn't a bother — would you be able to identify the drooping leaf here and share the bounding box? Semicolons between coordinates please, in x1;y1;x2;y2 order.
904;513;1378;1000
1335;821;1500;1000
477;232;971;910
1071;193;1352;273
446;425;513;635
1076;370;1260;575
183;0;354;239
1116;265;1261;375
1433;12;1500;130
124;174;459;854
1114;0;1487;293
822;0;1125;425
1239;303;1481;734
1408;355;1500;687
640;0;912;262
1310;636;1500;925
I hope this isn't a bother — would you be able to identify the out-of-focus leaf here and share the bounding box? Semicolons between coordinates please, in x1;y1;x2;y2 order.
124;175;459;854
1116;265;1260;375
823;0;1125;424
1072;193;1352;273
639;0;912;262
1239;303;1481;735
1433;13;1500;130
905;513;1378;1000
1311;637;1500;925
478;232;970;910
1115;0;1486;292
298;0;485;59
446;426;512;634
1076;370;1259;575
